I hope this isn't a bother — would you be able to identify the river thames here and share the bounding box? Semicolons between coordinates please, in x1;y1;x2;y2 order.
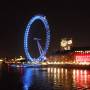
0;63;90;90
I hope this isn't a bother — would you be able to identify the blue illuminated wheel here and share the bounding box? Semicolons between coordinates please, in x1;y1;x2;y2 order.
24;14;50;62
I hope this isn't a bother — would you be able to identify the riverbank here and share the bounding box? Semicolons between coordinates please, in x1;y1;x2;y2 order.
6;62;90;69
41;64;90;69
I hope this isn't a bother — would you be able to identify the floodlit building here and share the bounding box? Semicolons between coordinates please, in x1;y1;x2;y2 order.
60;38;73;50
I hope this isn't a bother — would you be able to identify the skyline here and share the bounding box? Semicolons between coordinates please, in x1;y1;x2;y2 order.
0;1;90;57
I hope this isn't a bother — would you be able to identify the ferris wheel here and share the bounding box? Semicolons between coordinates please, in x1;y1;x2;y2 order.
24;14;50;62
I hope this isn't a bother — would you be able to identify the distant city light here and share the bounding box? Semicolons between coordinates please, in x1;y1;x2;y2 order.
16;56;25;61
0;59;3;62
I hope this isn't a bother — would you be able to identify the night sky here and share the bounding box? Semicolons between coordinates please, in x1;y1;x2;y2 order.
0;1;90;58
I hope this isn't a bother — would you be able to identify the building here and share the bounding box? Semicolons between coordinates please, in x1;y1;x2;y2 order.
60;38;73;51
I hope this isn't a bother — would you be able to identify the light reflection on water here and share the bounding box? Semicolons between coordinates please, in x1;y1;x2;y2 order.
1;64;90;90
73;69;90;89
47;68;74;90
21;67;90;90
47;68;90;90
22;68;33;90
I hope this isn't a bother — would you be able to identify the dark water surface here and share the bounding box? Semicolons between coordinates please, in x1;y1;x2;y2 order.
0;64;90;90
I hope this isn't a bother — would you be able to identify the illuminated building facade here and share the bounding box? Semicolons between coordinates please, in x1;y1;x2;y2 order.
60;38;73;50
74;50;90;63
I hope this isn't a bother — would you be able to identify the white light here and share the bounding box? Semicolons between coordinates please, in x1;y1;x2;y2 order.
67;40;72;44
0;59;3;62
61;40;67;47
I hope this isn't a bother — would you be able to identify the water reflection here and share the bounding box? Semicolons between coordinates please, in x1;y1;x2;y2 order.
1;64;90;90
47;68;90;90
22;68;33;90
73;69;90;89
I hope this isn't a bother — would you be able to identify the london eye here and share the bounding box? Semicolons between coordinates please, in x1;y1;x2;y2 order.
24;14;50;62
